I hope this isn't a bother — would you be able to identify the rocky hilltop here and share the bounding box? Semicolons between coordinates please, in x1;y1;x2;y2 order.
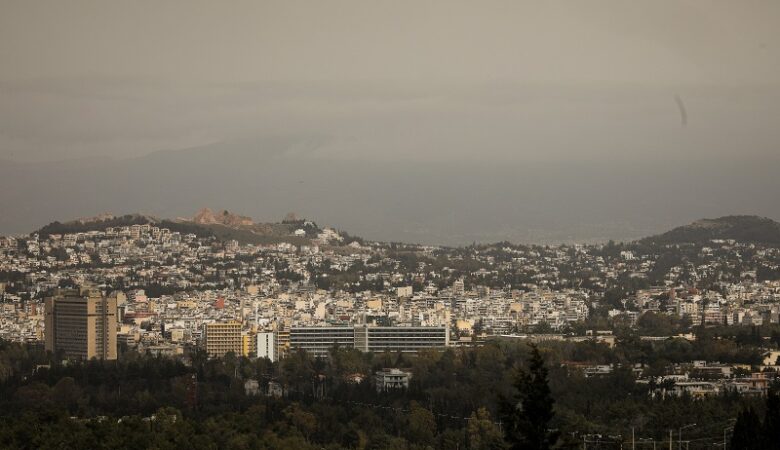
35;208;331;247
191;208;254;227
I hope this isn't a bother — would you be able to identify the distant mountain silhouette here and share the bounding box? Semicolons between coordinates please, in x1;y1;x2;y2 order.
3;136;780;244
641;215;780;245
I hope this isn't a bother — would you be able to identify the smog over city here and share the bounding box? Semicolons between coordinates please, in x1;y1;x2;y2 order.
1;2;780;449
2;1;780;244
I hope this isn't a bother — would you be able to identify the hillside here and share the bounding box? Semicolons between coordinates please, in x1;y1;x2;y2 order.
35;209;323;246
38;214;158;237
641;215;780;245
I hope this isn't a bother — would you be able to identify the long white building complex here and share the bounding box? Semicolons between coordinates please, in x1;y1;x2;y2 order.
288;325;449;357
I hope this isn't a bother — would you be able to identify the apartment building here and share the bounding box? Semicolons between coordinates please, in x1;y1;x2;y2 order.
256;331;276;362
203;321;242;357
276;328;290;359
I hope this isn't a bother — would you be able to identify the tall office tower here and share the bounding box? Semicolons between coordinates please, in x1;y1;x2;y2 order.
45;288;118;360
203;321;242;357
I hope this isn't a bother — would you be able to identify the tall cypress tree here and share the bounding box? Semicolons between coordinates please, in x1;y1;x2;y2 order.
731;407;762;450
500;344;558;450
762;386;780;447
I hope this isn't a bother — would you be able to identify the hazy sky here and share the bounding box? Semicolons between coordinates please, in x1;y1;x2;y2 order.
2;0;779;161
3;1;779;84
1;1;779;242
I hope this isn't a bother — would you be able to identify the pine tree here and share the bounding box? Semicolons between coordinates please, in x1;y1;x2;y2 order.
500;344;558;450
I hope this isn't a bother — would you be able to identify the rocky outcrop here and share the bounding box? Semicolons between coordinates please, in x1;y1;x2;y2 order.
192;208;254;227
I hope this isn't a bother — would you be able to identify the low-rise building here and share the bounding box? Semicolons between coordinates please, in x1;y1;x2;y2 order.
375;368;412;392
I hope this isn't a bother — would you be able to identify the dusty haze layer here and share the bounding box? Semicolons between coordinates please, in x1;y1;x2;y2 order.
1;1;779;243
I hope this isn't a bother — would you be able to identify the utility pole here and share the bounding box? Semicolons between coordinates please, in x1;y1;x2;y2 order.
632;427;635;450
678;427;681;450
669;430;673;450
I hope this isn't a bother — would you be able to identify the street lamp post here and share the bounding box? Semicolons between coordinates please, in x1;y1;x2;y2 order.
678;423;696;450
723;424;735;449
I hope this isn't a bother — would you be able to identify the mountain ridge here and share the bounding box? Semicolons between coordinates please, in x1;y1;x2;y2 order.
2;137;780;244
30;212;780;248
